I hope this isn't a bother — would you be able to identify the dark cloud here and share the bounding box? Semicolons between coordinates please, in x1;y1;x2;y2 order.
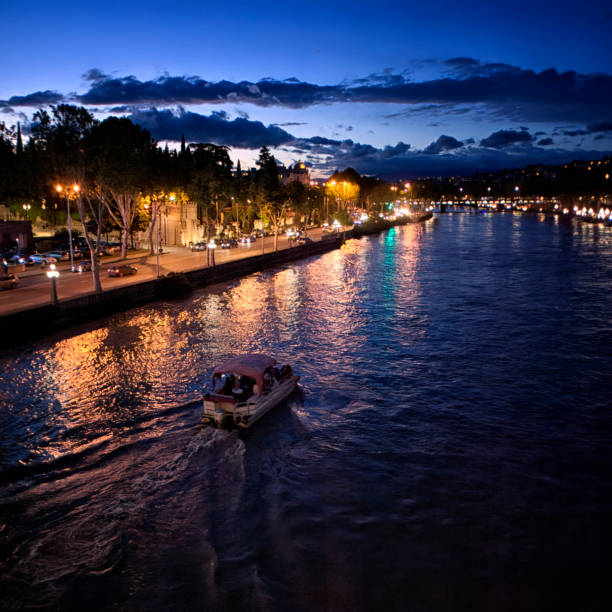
442;57;520;78
82;68;109;83
6;90;64;107
306;140;610;180
563;129;589;136
127;106;294;148
61;62;610;124
423;134;464;154
3;60;611;127
587;122;612;133
537;138;554;146
77;74;342;109
480;129;533;148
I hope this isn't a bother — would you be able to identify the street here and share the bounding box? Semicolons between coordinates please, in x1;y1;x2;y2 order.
0;229;327;316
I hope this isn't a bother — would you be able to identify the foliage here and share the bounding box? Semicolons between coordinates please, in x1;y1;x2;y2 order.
333;209;353;227
155;272;193;298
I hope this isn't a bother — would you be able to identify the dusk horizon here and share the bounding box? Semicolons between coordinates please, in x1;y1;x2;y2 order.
2;0;612;179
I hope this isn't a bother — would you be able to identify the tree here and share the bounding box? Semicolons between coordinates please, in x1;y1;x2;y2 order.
185;143;233;243
87;117;157;258
253;147;286;250
326;179;359;212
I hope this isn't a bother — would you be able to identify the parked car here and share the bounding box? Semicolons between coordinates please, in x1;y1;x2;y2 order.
100;243;120;254
45;251;69;261
221;238;238;249
107;264;137;277
29;253;57;265
0;273;18;290
8;254;27;264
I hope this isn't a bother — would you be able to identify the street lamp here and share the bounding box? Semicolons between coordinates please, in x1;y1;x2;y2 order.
46;263;59;305
22;203;31;219
56;184;79;271
208;239;217;267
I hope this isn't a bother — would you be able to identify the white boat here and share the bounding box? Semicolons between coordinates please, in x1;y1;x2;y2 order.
202;354;300;429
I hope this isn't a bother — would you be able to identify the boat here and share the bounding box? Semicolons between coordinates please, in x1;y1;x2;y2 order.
202;354;300;429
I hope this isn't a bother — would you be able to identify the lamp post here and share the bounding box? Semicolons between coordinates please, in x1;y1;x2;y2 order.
56;184;79;271
208;239;217;267
22;203;31;220
47;264;59;305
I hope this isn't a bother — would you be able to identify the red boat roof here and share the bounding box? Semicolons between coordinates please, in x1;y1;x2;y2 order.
213;354;278;394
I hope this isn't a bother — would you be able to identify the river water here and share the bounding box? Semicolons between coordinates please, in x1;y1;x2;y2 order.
1;212;612;611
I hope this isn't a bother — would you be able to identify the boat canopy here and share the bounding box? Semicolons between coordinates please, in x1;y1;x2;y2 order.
213;354;277;396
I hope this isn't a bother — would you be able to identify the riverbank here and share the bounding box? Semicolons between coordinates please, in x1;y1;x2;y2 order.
0;214;433;349
0;235;342;349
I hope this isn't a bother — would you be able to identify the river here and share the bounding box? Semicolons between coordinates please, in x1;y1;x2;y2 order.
1;211;612;611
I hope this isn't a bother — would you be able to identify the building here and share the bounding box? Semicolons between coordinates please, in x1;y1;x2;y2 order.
160;200;202;246
280;161;310;186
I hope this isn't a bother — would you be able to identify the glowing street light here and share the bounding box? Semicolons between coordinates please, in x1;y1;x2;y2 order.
56;183;79;270
208;239;217;266
46;263;60;305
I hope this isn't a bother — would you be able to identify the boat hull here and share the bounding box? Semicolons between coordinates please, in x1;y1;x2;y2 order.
202;375;300;429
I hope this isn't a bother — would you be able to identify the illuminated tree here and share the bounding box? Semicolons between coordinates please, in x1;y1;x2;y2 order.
326;179;359;211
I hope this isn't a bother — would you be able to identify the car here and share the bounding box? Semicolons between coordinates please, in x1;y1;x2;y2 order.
72;260;93;273
296;236;313;244
45;251;69;261
239;235;256;245
8;254;27;264
29;253;57;265
0;273;18;290
100;243;120;254
107;264;137;277
221;238;238;249
191;242;208;251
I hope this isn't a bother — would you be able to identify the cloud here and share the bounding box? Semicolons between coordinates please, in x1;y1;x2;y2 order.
25;61;595;124
480;129;533;148
304;140;610;180
537;138;554;146
587;122;612;133
562;129;589;136
423;134;464;154
5;90;64;107
3;59;611;128
117;105;609;180
77;74;343;109
82;68;109;83
127;106;294;148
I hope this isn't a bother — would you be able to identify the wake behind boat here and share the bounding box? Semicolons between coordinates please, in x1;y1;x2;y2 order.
202;354;300;429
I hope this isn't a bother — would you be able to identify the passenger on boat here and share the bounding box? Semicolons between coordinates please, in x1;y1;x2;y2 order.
263;370;273;393
240;376;255;398
232;376;247;400
219;374;235;396
279;365;293;381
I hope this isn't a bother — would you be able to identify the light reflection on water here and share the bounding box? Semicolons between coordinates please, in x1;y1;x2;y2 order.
1;214;612;611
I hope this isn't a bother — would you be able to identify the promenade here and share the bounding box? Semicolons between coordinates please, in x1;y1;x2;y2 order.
0;229;326;317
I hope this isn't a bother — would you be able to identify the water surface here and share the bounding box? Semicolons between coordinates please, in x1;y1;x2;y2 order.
1;212;612;610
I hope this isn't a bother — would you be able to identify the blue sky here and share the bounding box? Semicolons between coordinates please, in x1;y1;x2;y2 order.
2;0;611;178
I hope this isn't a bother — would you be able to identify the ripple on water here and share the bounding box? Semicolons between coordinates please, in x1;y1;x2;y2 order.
1;215;612;610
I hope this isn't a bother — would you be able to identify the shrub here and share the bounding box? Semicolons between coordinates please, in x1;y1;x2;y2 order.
155;272;193;298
